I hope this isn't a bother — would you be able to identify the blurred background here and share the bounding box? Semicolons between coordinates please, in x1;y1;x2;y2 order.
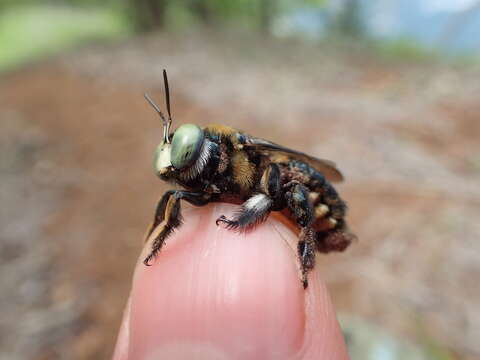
1;0;479;359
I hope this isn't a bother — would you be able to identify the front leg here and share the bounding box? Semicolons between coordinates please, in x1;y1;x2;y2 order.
144;190;210;265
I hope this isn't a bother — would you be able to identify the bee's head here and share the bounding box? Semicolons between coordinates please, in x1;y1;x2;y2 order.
145;70;206;180
153;124;205;178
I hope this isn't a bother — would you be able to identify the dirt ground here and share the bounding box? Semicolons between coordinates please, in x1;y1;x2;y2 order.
1;31;479;359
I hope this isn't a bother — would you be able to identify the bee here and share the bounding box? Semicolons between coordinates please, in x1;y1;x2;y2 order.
143;70;355;288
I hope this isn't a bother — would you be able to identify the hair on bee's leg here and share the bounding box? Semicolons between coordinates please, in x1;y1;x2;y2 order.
285;183;316;289
144;192;173;242
144;193;181;266
215;193;274;230
145;190;210;242
144;190;210;265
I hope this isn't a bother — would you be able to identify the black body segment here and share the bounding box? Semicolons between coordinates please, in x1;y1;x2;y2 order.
260;163;283;208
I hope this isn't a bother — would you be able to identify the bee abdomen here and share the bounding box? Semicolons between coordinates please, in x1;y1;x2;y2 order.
289;160;326;187
316;219;355;253
287;160;347;220
320;182;347;220
312;203;338;232
310;187;347;221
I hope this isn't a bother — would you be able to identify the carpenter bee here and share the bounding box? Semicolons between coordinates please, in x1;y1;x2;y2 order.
143;70;355;288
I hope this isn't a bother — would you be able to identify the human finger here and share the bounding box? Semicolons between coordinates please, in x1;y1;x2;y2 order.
113;203;349;360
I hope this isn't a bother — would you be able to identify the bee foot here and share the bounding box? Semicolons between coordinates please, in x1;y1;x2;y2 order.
143;246;163;266
215;215;231;225
215;215;226;226
215;215;238;229
143;253;154;266
302;274;309;289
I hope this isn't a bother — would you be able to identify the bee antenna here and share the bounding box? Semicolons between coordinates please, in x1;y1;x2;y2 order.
144;93;165;120
163;69;172;123
144;92;171;144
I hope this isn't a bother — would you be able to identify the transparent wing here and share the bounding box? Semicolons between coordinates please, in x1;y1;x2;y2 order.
243;136;344;183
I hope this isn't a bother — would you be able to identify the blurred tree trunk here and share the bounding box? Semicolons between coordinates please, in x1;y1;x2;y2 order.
189;0;215;26
259;0;276;36
149;0;168;28
333;0;365;39
132;0;169;31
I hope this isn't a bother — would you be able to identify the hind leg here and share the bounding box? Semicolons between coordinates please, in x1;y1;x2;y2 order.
285;183;316;288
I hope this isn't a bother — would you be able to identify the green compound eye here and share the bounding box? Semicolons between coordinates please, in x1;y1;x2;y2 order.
171;124;204;169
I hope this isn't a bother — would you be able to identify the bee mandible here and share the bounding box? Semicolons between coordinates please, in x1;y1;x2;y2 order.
143;70;356;288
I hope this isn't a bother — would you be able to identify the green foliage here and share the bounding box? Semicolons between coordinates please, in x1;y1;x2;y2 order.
188;0;258;26
375;38;438;62
0;0;330;34
0;0;114;9
0;4;130;72
302;0;326;5
121;0;328;34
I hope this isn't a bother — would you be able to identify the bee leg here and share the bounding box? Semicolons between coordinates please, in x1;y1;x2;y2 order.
215;193;273;230
215;163;282;230
144;192;173;242
144;190;209;241
144;190;210;265
285;183;315;289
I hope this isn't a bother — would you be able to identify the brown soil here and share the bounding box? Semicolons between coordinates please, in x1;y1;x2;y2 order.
1;31;479;359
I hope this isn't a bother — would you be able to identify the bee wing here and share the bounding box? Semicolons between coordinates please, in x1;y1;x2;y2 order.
244;137;344;183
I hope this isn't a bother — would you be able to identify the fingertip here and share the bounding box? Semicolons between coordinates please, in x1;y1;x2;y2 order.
300;270;350;360
112;296;131;360
115;204;349;360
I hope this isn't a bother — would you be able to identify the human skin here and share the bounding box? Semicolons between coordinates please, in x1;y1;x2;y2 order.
112;203;350;360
